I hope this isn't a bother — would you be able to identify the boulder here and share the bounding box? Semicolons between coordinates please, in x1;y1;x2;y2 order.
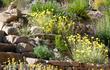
16;43;33;53
0;43;15;52
2;26;18;35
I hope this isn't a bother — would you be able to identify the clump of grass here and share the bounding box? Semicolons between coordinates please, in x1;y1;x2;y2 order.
66;0;89;19
31;1;63;15
18;26;32;37
96;10;110;46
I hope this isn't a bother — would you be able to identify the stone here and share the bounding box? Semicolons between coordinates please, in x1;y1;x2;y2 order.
5;35;30;44
0;0;22;23
28;38;40;47
0;22;5;30
0;30;7;36
0;30;7;43
0;52;23;64
0;5;22;23
34;37;40;44
16;42;33;53
5;35;19;44
30;26;43;35
53;48;61;60
18;15;28;25
0;11;17;23
14;36;29;44
21;52;36;58
87;10;103;20
26;57;38;64
2;26;18;35
0;43;16;52
11;22;23;28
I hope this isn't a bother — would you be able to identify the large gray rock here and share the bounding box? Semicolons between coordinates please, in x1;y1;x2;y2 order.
0;43;15;52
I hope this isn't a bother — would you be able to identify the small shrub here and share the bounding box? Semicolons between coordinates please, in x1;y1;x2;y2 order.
33;45;53;60
67;34;108;64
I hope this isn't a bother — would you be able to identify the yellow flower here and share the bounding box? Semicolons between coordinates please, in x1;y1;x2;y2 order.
46;11;51;15
91;36;94;39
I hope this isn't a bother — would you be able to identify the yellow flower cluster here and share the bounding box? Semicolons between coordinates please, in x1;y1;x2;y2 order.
67;34;108;64
4;58;62;70
29;11;75;34
57;16;74;34
29;10;54;33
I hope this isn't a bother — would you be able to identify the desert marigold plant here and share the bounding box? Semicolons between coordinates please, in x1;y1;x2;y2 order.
29;11;75;34
67;34;108;64
29;10;54;33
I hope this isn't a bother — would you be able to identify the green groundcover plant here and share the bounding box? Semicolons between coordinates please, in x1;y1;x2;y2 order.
33;45;54;60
